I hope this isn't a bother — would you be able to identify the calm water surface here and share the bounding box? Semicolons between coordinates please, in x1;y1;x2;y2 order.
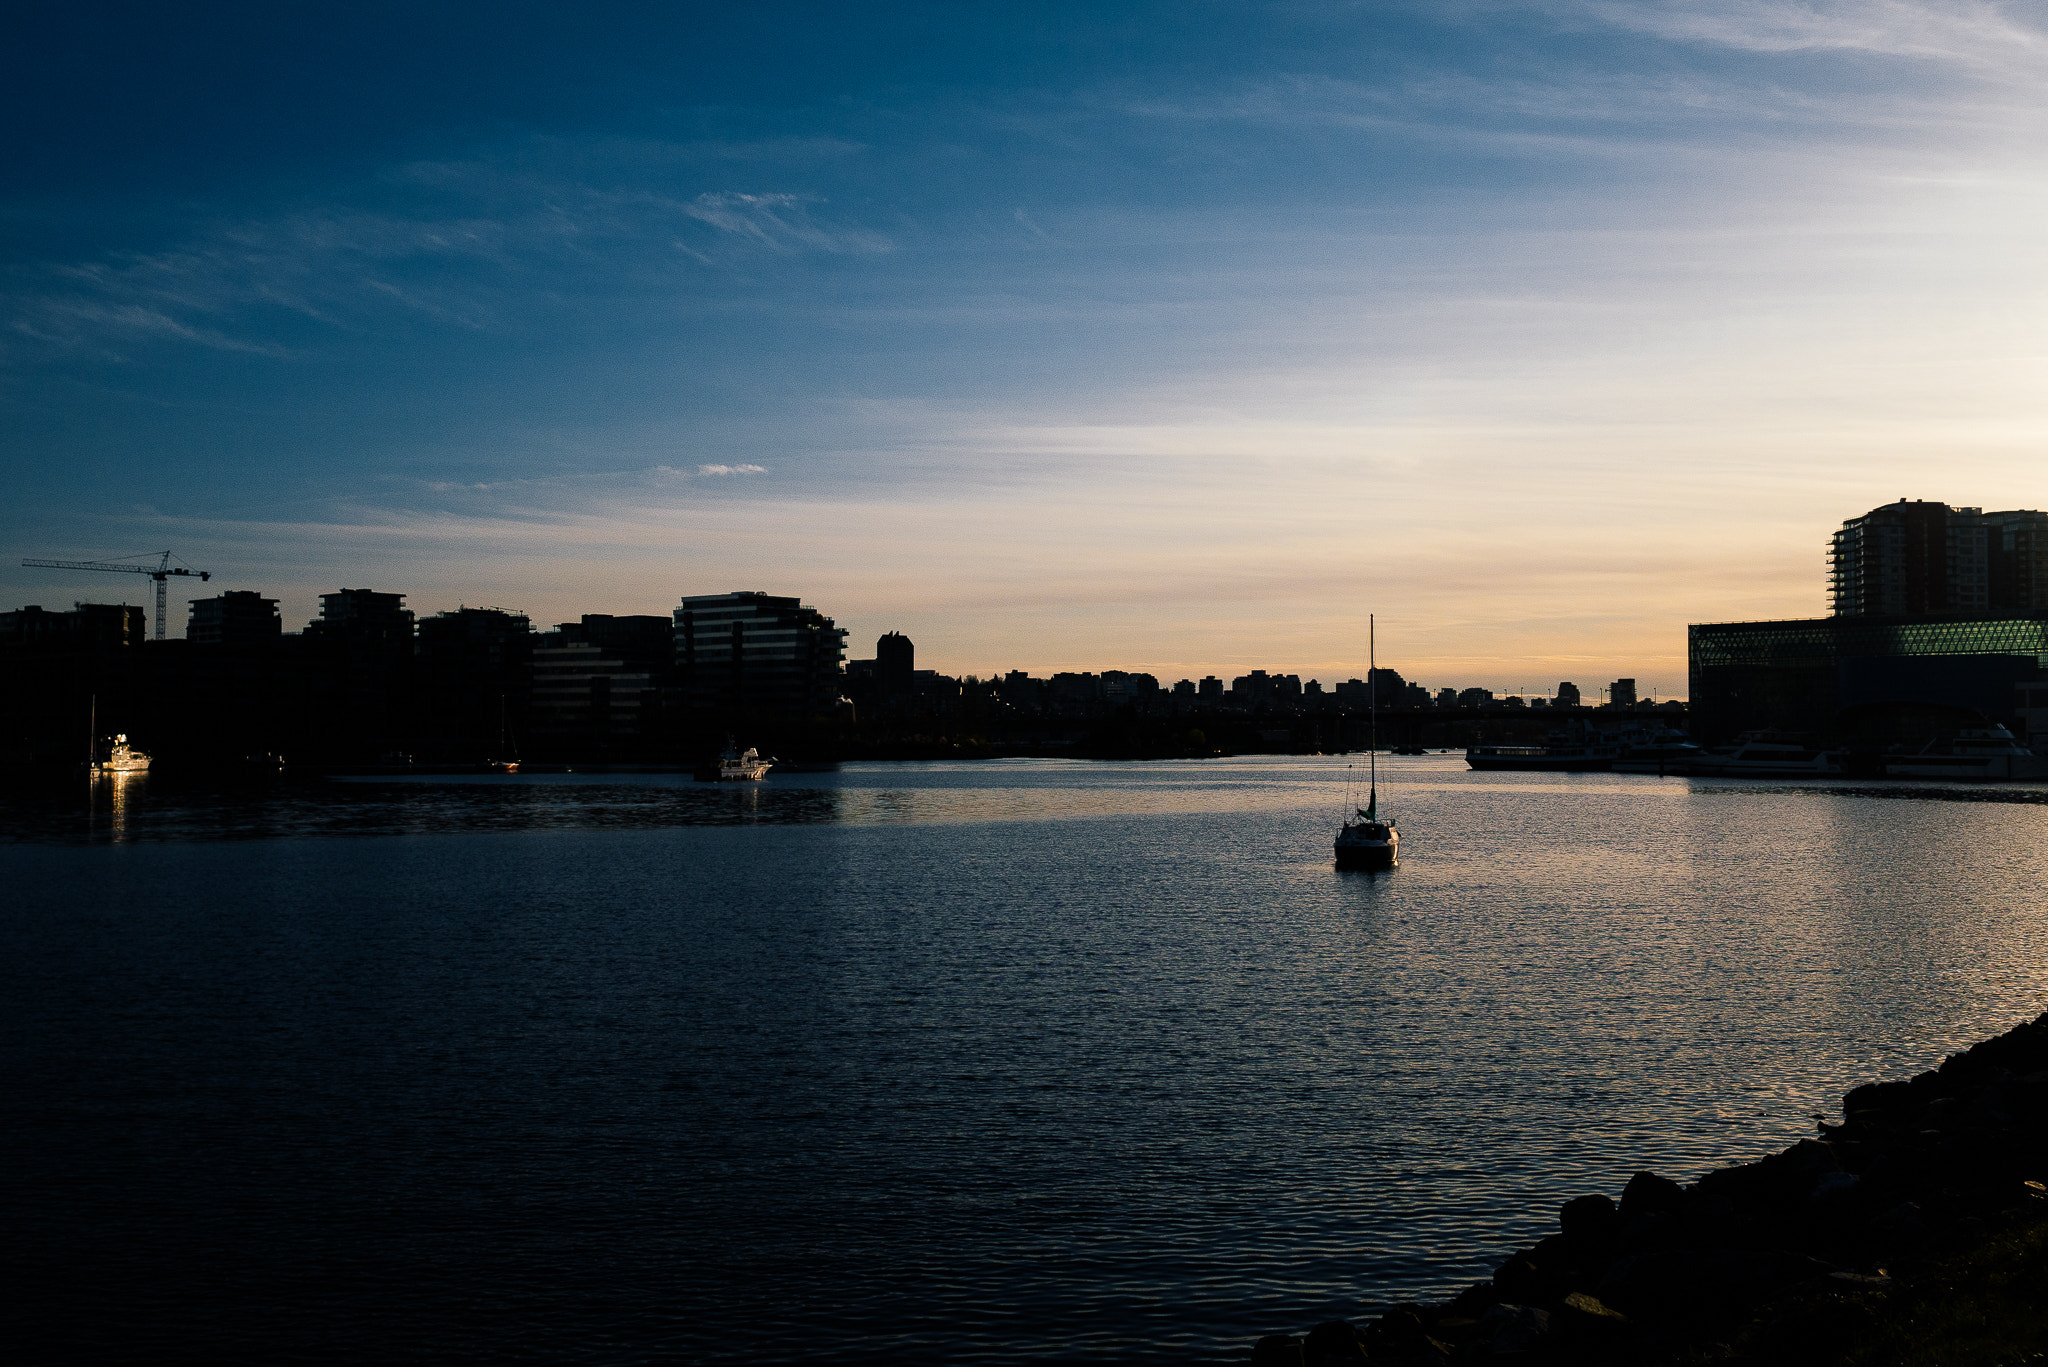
5;756;2048;1363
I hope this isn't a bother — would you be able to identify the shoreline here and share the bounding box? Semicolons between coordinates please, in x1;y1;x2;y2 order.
1254;1012;2048;1364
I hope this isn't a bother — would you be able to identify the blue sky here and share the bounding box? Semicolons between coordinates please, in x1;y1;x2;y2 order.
7;2;2045;692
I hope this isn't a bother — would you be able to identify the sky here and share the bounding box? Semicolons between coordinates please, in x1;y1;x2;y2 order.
6;1;2046;696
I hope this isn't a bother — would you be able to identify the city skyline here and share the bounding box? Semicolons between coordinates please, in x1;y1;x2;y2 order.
9;3;2047;686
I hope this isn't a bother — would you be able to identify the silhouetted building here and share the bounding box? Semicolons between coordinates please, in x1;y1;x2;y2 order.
1987;510;2048;613
1172;678;1196;698
1609;678;1637;707
1198;675;1223;703
1555;681;1581;707
0;603;147;766
532;615;672;758
1457;687;1494;707
416;607;533;759
298;588;417;759
186;591;281;647
1690;613;2048;742
674;591;847;716
1830;500;1989;617
876;632;914;695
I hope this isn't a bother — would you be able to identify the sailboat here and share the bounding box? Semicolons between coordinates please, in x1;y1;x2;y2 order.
1334;614;1400;870
489;695;521;773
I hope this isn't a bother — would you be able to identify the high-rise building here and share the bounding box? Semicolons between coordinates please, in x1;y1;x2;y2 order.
875;632;914;694
1829;500;1989;617
1987;510;2048;613
1609;678;1637;707
186;591;280;647
674;591;847;716
300;588;416;757
1555;681;1581;707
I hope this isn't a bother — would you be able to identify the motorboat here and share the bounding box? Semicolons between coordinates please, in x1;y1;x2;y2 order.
92;733;150;774
1881;726;2048;781
716;743;774;781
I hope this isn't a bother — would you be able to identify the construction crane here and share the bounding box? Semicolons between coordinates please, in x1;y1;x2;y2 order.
21;552;211;641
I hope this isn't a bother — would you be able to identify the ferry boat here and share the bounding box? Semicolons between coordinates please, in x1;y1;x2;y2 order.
1467;737;1617;772
1469;722;1699;773
1881;726;2048;781
93;734;151;774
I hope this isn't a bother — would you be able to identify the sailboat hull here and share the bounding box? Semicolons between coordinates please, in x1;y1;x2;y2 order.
1334;823;1399;869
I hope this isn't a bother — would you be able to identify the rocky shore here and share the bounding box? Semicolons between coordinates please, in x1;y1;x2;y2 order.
1253;1012;2048;1365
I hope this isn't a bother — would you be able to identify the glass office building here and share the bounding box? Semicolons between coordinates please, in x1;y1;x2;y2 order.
1689;613;2048;741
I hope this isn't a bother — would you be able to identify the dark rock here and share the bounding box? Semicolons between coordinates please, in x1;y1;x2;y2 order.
1444;1282;1499;1317
1560;1192;1617;1241
1361;1306;1425;1357
1474;1303;1551;1354
1619;1170;1685;1221
1252;1333;1304;1367
1491;1254;1546;1305
1301;1319;1366;1364
1554;1290;1630;1347
1597;1248;1840;1323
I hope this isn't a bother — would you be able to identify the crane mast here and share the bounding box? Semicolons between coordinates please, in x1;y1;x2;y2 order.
20;552;212;640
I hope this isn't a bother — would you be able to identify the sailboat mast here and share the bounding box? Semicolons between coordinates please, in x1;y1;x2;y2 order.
1368;615;1377;813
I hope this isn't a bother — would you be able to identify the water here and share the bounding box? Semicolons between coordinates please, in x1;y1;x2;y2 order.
5;756;2048;1363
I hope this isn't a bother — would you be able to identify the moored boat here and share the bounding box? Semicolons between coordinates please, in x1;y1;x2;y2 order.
1880;726;2048;781
1652;732;1844;778
92;733;150;774
709;742;774;781
1335;615;1400;869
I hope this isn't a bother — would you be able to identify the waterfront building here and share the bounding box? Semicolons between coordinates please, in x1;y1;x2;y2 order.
301;588;417;758
186;591;280;647
1689;613;2048;742
1457;687;1494;707
1435;687;1457;707
532;614;672;757
0;602;147;765
1172;678;1196;698
416;607;533;757
1555;681;1581;707
1987;510;2048;613
1829;500;1990;617
1197;676;1223;702
674;591;848;717
1609;678;1638;707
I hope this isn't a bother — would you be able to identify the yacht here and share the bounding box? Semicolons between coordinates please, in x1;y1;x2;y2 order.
1881;726;2048;781
1664;733;1844;778
93;734;151;774
716;744;774;781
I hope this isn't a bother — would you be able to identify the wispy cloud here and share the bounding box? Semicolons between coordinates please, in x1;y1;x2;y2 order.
1559;0;2048;73
2;154;890;364
695;463;767;476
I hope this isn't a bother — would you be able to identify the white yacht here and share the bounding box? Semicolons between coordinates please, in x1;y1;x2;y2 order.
93;734;151;774
1882;726;2048;781
716;744;774;781
1672;733;1844;778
